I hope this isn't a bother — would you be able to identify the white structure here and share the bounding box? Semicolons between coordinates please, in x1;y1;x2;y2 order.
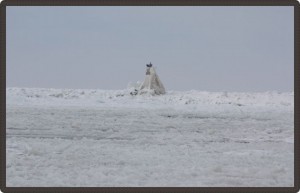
139;63;166;95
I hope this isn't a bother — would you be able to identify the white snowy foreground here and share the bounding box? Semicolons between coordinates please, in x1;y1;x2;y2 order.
6;87;294;187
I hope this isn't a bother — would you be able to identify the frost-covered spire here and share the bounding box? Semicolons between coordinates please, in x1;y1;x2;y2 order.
139;63;165;95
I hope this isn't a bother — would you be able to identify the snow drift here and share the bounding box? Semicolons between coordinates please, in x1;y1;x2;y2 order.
6;87;294;108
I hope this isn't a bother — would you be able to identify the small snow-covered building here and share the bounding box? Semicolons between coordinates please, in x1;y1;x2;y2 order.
139;63;166;95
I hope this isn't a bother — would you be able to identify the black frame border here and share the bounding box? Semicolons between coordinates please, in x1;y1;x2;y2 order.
0;0;299;192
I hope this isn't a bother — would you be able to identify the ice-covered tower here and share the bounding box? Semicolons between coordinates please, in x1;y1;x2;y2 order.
139;62;166;95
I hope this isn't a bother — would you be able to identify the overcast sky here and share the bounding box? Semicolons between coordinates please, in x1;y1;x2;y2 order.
7;6;293;92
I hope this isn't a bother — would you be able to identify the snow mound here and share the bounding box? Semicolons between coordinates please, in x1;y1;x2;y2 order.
6;87;293;108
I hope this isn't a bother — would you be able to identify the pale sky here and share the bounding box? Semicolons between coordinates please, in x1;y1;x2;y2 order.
7;6;294;92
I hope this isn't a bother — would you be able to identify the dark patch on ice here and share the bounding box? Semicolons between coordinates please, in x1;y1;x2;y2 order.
266;129;283;134
166;126;176;129
234;140;250;144
48;93;80;99
116;94;125;97
254;118;272;121
262;139;283;143
6;133;78;140
139;129;160;133
66;95;79;99
194;130;203;133
185;100;194;105
30;128;51;131
204;138;230;143
160;114;179;118
6;133;135;141
7;127;28;130
183;115;211;119
161;113;231;120
49;93;64;98
182;114;228;120
106;137;135;141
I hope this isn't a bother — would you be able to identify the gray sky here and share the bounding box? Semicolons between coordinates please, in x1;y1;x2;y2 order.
7;6;294;92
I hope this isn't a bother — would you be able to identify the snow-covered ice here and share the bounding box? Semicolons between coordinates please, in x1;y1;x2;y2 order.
6;87;294;187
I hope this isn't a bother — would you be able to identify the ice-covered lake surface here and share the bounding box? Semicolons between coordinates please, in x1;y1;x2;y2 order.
6;87;294;187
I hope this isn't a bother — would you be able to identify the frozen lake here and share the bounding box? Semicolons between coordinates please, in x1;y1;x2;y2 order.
6;88;294;186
